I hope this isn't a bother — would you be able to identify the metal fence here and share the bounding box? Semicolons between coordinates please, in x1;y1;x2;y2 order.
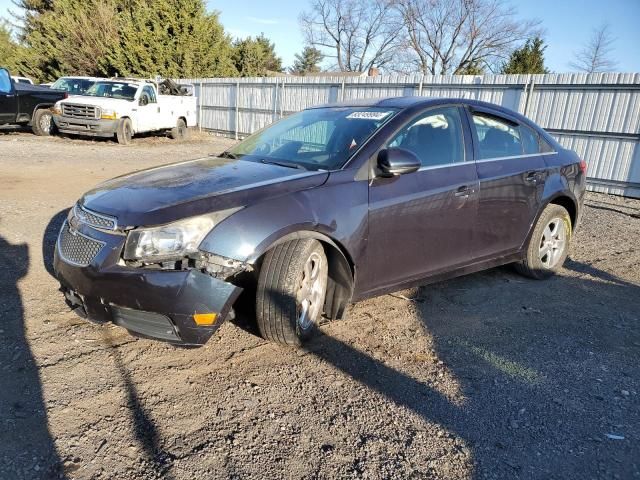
180;73;640;198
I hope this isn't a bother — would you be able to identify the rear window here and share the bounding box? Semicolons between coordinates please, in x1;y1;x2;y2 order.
472;113;523;159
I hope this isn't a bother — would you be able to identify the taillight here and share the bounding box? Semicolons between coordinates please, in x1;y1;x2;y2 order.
64;92;69;99
579;159;587;174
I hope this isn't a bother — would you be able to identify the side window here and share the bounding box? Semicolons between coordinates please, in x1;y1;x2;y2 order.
388;107;465;167
520;125;540;155
0;69;12;94
472;113;523;159
142;86;157;104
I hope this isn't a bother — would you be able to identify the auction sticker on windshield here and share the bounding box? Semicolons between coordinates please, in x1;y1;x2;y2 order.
346;111;393;120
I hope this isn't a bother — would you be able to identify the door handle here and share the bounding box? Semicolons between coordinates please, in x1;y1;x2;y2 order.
454;185;472;197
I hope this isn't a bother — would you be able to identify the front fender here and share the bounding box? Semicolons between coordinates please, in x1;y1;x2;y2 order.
199;169;368;267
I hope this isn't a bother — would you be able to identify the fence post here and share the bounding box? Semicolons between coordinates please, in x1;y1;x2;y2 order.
524;78;535;117
198;81;203;132
273;80;279;122
234;80;239;140
340;80;345;101
418;76;424;96
280;79;285;118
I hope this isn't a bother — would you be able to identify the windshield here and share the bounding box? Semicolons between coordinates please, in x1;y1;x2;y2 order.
83;81;139;100
51;78;96;94
227;107;398;171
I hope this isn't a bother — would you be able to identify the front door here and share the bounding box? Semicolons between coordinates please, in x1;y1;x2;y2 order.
0;68;17;124
468;108;547;260
136;85;160;132
363;106;479;295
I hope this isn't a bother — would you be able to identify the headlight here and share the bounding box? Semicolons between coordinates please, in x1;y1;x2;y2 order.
51;104;61;115
123;209;240;262
101;108;117;120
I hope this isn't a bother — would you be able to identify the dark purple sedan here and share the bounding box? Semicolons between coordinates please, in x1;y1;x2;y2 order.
54;97;586;346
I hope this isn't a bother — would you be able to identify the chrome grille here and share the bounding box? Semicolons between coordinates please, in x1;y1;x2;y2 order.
57;221;105;266
73;204;117;230
62;103;99;119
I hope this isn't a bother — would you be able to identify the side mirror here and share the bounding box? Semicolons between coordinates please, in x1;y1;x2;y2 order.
377;147;421;177
139;96;148;106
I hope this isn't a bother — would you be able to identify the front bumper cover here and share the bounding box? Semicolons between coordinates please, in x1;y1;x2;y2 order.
53;221;242;345
53;115;119;138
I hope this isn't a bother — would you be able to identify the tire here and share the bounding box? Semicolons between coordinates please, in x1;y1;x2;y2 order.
515;204;572;279
169;118;188;141
116;118;133;145
32;109;55;136
256;239;328;346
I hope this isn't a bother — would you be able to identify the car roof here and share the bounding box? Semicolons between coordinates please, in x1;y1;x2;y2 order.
307;96;539;129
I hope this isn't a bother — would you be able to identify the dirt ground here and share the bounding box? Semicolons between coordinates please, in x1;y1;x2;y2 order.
0;129;638;480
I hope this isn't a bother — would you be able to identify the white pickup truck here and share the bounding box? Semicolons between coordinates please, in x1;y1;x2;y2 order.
52;78;196;144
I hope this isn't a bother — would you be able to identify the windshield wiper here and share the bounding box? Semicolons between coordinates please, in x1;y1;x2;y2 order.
218;151;238;159
260;158;306;170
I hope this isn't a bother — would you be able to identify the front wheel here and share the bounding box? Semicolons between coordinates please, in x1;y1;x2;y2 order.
32;109;55;136
515;204;572;279
116;118;133;145
256;239;328;346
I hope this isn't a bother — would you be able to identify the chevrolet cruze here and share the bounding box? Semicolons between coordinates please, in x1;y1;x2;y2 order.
54;97;586;346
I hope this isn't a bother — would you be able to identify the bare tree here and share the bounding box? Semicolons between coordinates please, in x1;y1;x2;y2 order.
394;0;541;75
299;0;402;72
569;23;618;73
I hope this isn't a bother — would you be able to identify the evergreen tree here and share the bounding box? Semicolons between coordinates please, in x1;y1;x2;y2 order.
0;21;23;74
290;46;323;75
13;0;238;81
455;60;484;75
501;37;549;74
109;0;237;78
232;34;283;76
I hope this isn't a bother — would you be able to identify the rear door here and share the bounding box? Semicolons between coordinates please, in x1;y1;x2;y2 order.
0;69;17;124
467;107;547;260
363;105;479;294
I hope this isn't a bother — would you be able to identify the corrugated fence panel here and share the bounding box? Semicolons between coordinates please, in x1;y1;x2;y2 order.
179;73;640;198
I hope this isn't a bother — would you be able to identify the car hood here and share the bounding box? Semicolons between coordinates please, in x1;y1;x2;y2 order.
80;157;330;227
58;96;135;109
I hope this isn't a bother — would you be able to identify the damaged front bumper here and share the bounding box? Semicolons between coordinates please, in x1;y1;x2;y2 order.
53;220;243;346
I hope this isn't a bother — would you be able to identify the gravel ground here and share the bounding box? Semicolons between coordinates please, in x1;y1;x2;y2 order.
0;130;638;480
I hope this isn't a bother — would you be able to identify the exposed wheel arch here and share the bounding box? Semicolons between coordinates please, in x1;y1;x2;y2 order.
549;195;577;228
255;230;355;321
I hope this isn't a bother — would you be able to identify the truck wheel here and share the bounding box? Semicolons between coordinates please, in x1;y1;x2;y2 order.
170;118;188;141
32;109;55;136
515;204;572;280
116;118;133;145
256;239;328;346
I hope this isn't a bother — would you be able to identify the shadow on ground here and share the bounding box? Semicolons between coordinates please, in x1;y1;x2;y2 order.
0;231;66;479
302;262;640;478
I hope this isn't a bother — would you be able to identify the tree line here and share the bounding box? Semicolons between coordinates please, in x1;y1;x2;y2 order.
1;0;283;81
0;0;618;82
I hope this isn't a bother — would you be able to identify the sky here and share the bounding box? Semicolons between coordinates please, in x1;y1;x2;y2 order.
1;0;639;73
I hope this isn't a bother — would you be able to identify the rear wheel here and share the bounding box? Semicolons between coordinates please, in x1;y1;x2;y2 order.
32;109;55;136
515;204;572;279
169;118;188;141
256;239;328;346
116;118;133;145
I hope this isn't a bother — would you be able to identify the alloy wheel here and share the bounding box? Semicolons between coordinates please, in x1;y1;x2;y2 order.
539;217;567;268
296;251;325;330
